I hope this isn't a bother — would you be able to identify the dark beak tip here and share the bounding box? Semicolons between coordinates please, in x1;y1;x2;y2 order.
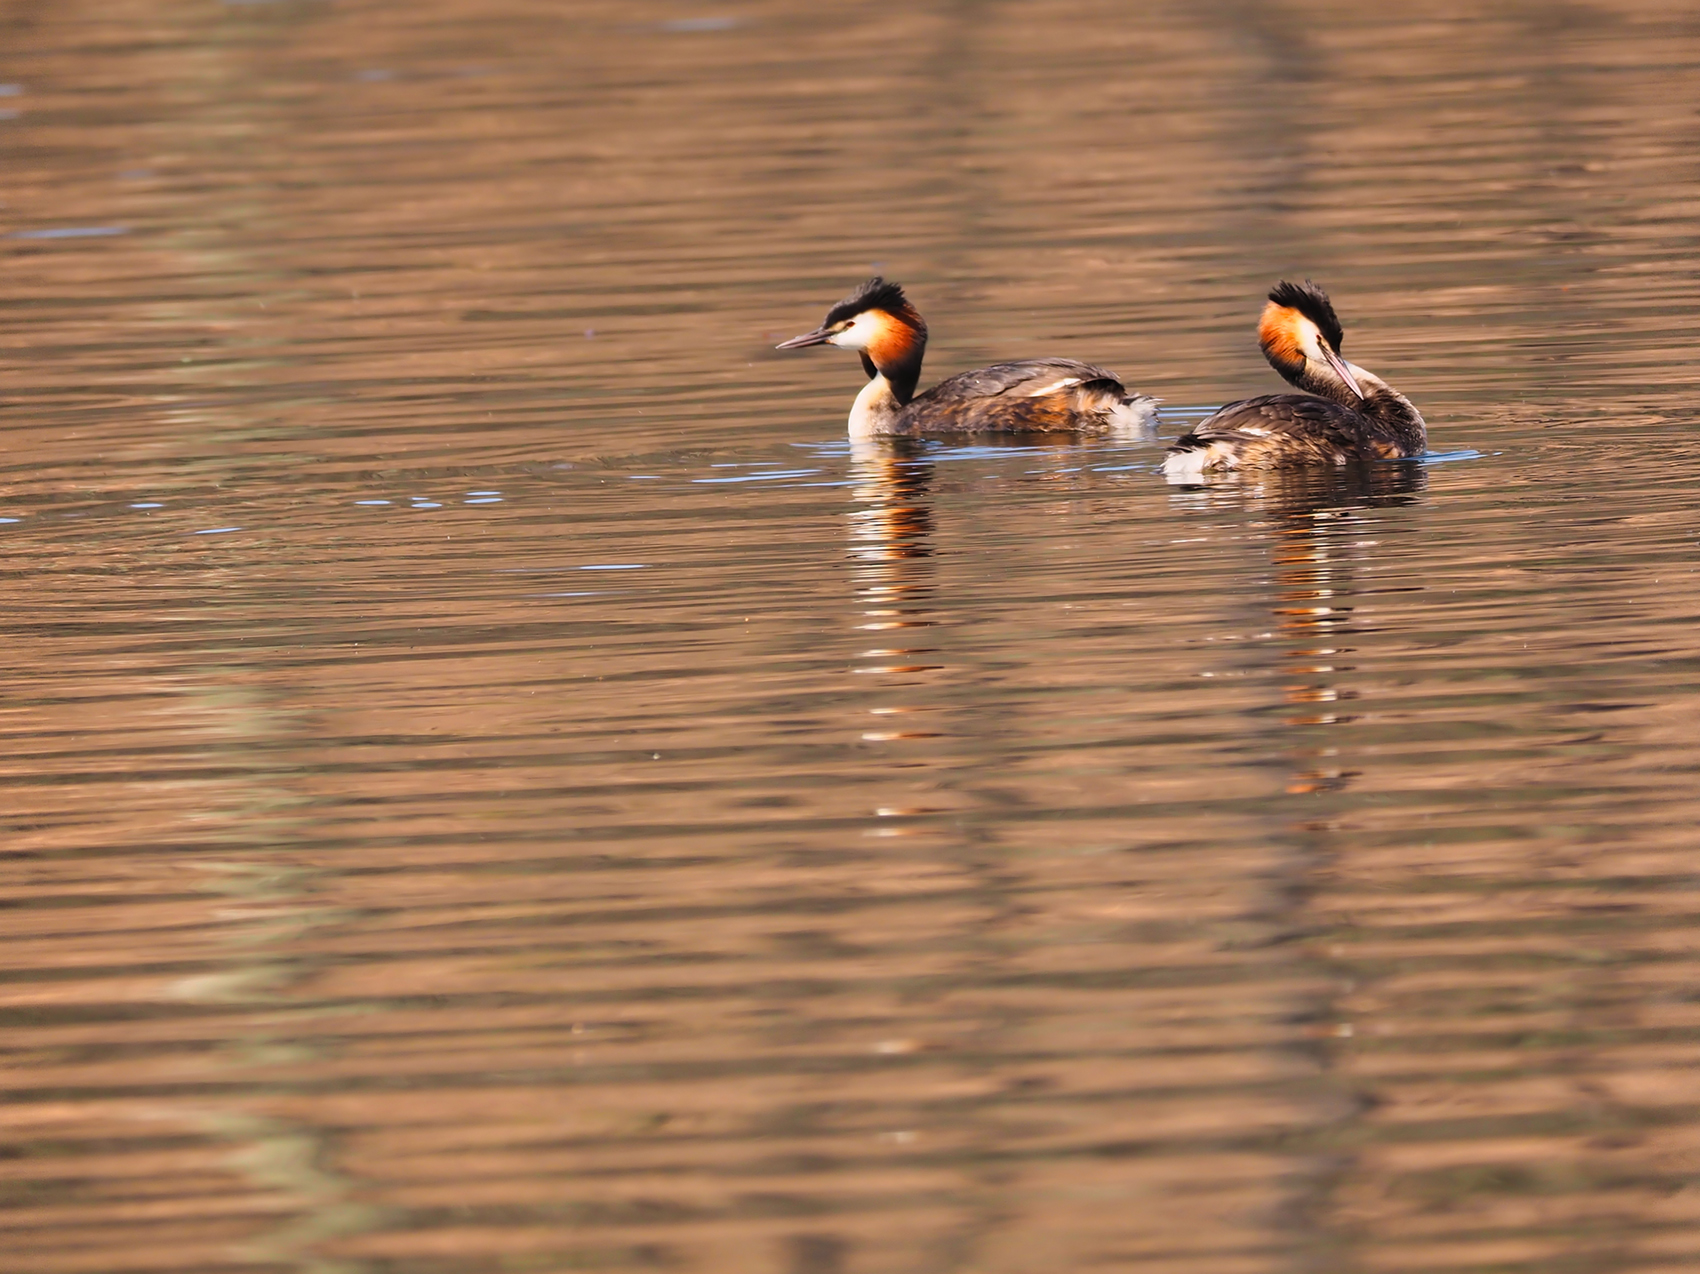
776;330;830;351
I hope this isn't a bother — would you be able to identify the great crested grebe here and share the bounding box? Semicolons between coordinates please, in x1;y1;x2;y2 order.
1162;280;1426;478
778;277;1157;439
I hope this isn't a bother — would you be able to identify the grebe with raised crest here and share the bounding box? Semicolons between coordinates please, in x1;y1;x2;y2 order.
1163;280;1425;479
778;277;1157;440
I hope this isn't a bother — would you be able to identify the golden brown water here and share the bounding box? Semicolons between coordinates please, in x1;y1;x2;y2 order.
6;2;1700;1271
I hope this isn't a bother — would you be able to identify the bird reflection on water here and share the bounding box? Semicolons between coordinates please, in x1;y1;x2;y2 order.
1174;462;1428;799
1268;467;1425;798
846;440;945;753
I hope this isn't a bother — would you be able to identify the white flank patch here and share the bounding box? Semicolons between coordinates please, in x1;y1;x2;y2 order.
1161;443;1237;483
1105;396;1159;439
1160;449;1208;481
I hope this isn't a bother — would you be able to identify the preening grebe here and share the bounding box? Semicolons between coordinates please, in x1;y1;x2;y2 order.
1162;281;1425;479
778;277;1157;439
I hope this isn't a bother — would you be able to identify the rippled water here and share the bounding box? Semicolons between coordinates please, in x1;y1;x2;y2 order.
6;2;1700;1272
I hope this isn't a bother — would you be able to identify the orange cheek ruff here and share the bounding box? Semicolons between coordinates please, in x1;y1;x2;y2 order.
865;313;921;367
1257;302;1304;373
861;301;927;369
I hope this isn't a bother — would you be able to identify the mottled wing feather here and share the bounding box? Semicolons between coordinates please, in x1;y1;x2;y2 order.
919;358;1121;403
1168;394;1367;468
900;359;1135;435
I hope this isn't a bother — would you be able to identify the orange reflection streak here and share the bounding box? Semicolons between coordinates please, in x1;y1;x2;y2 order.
1257;468;1426;795
847;441;946;751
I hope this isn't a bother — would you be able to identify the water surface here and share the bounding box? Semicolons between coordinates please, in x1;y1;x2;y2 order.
5;2;1700;1272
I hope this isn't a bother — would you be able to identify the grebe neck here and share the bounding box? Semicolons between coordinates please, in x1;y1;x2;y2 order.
849;372;906;439
865;343;923;406
1287;357;1360;407
847;342;925;439
1348;363;1427;455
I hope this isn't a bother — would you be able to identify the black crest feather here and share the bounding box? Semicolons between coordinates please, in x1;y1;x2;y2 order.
1268;279;1344;351
824;276;922;330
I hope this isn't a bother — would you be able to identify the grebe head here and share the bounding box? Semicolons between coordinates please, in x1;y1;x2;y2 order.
1258;279;1364;400
776;276;928;374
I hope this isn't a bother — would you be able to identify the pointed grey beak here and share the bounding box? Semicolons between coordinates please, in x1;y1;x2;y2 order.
1320;344;1366;399
776;327;832;350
